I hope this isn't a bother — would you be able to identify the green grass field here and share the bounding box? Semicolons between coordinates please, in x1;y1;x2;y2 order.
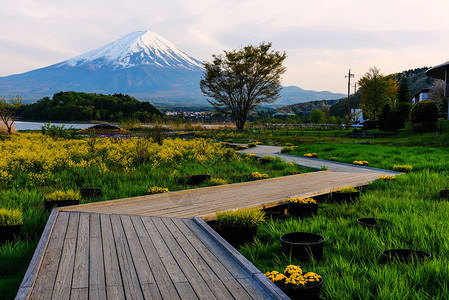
1;126;448;299
239;143;449;299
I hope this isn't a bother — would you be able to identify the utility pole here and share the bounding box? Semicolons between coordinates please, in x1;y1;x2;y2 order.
353;82;357;122
345;69;354;127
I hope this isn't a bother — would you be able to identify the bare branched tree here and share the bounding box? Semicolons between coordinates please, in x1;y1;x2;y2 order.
0;95;22;134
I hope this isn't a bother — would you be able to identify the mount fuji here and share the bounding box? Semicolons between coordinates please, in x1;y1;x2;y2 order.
0;30;344;106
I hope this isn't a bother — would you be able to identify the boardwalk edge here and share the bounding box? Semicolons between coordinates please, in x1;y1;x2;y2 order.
193;217;290;300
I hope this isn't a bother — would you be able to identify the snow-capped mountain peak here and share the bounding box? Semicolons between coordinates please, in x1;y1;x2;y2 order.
62;30;203;70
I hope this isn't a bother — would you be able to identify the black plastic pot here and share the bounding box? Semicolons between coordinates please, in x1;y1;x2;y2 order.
280;232;325;261
220;225;257;246
186;174;211;185
381;249;431;263
289;203;318;218
332;190;360;203
440;189;449;199
259;158;274;165
44;200;79;211
282;277;324;300
0;223;22;243
357;218;388;229
80;187;103;199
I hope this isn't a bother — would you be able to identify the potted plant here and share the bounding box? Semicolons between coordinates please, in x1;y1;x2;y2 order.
80;187;103;199
0;208;23;242
280;232;325;261
215;208;265;246
332;186;360;202
381;249;431;263
44;189;81;211
265;265;323;299
259;155;275;164
288;197;318;217
357;218;388;229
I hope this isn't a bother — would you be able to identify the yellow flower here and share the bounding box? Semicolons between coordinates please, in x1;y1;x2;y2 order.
148;187;169;194
288;197;317;204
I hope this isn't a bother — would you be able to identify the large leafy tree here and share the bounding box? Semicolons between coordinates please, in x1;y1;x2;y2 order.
200;42;286;130
358;67;398;122
0;95;22;134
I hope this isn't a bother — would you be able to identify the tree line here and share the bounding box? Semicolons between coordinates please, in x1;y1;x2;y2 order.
18;92;162;122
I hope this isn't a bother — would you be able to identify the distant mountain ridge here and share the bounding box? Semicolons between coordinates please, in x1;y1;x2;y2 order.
0;30;345;106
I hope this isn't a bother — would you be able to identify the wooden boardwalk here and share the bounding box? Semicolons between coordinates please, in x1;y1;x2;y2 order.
17;210;287;299
17;146;398;299
61;171;384;220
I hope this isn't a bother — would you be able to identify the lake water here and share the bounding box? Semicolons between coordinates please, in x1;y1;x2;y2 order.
14;121;95;131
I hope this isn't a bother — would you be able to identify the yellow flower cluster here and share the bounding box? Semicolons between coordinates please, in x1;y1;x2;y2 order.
28;172;49;186
148;187;169;194
284;162;295;166
288;197;317;204
252;172;269;179
0;170;12;184
393;165;413;172
353;160;369;166
0;133;236;177
255;142;262;145
303;153;317;158
46;189;81;201
265;265;322;288
379;175;396;180
265;271;287;284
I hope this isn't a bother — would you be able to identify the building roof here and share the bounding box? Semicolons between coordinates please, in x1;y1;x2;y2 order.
412;88;430;98
425;62;449;79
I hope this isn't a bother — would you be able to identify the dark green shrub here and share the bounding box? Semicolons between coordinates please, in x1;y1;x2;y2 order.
410;101;438;133
412;122;437;133
384;109;404;132
378;104;391;130
411;101;438;123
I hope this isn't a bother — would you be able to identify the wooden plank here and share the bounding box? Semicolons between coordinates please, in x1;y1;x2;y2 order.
162;217;236;300
182;219;251;279
170;218;253;299
120;215;160;299
238;278;276;300
173;282;198;300
109;214;144;300
52;213;79;299
29;211;70;298
150;217;216;299
16;209;59;300
130;215;182;300
70;288;88;300
100;214;125;299
139;216;188;284
72;212;89;289
89;213;106;300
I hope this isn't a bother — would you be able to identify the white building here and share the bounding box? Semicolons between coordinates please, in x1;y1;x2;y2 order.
412;88;430;104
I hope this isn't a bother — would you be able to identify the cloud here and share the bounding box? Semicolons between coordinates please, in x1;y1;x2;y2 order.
1;0;449;93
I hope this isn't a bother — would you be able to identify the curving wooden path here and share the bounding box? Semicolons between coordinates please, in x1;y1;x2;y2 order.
16;146;398;299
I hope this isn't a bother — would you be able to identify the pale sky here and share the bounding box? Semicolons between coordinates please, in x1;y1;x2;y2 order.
1;0;449;94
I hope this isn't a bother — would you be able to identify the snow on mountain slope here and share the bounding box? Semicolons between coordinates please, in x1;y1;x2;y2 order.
60;30;203;70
